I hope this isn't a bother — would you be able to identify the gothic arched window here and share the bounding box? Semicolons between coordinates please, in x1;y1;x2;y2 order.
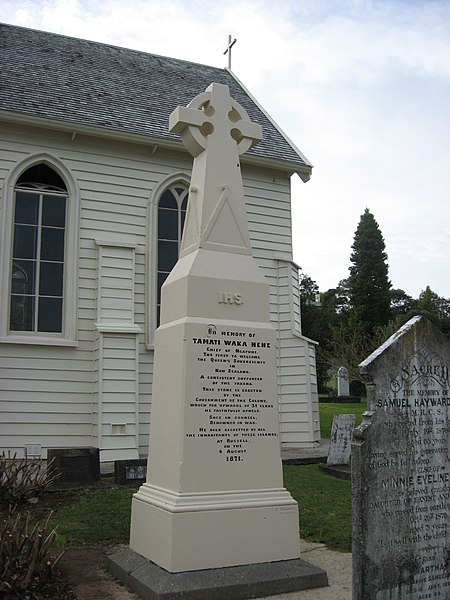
156;185;188;325
10;165;67;333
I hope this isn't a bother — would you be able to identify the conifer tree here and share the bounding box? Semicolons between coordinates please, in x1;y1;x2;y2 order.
348;208;391;333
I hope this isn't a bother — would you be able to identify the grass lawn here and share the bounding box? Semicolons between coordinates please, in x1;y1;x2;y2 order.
47;402;358;552
49;488;135;545
284;464;351;551
49;467;352;552
319;398;367;438
51;465;351;550
50;471;352;552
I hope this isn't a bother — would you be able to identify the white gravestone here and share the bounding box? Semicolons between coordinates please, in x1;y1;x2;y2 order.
337;366;350;396
327;414;355;466
129;83;300;573
353;316;450;599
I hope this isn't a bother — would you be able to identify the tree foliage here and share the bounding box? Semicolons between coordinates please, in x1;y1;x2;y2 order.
298;210;450;393
390;288;416;316
348;208;391;333
321;315;408;385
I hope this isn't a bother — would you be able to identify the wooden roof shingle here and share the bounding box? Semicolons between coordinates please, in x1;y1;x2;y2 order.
0;23;312;178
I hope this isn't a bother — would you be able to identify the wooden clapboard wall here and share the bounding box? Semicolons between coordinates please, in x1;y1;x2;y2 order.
0;121;320;459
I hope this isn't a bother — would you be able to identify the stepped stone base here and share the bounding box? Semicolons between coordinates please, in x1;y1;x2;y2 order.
107;548;328;600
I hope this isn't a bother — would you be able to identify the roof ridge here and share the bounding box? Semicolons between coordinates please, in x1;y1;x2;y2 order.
0;21;223;72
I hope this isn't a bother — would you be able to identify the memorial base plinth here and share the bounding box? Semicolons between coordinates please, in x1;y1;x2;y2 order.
108;548;328;600
130;489;301;573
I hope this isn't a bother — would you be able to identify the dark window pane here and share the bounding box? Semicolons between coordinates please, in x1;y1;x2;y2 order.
15;192;39;224
181;196;188;211
157;272;170;304
158;207;178;240
156;305;161;327
175;187;185;195
158;240;179;272
17;164;66;189
38;297;62;332
42;195;66;227
159;190;178;209
41;228;65;261
11;260;36;295
40;262;64;296
13;225;37;259
10;295;34;331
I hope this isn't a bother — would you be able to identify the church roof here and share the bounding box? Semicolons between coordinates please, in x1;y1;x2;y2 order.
0;23;312;179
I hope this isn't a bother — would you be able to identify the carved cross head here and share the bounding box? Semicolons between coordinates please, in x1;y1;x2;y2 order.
169;82;262;158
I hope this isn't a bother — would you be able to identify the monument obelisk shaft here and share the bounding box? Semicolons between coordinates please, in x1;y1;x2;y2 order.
130;83;300;573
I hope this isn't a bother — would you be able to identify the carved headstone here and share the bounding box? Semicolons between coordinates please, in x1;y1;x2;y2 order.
327;414;355;466
352;316;450;599
337;366;350;397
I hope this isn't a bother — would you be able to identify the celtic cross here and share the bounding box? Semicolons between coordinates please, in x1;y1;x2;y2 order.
169;83;262;256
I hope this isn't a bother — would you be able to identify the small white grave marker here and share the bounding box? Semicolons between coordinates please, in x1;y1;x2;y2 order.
337;366;350;397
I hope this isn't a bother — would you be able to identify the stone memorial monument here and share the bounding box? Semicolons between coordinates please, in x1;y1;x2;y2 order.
353;316;450;599
108;83;327;599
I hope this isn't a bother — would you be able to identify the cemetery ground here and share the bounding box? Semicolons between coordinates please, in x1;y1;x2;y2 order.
1;400;364;599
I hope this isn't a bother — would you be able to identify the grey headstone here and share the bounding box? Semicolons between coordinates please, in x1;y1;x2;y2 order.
352;316;450;599
327;414;355;466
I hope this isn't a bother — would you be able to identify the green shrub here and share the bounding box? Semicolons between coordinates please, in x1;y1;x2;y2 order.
0;453;59;512
0;512;63;597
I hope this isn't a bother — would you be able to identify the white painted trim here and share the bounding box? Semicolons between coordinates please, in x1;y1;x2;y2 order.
94;323;143;333
272;255;301;270
274;258;318;345
0;152;79;344
135;483;296;512
146;172;191;349
0;111;306;176
94;239;140;249
97;332;104;451
226;69;313;182
134;334;140;452
0;335;78;347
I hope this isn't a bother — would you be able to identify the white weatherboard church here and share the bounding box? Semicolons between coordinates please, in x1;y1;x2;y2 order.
0;23;320;461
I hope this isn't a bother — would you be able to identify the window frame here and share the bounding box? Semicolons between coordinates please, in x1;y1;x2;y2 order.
146;173;190;349
0;154;79;346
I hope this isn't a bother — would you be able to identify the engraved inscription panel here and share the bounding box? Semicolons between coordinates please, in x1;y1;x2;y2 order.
185;323;279;465
353;319;450;600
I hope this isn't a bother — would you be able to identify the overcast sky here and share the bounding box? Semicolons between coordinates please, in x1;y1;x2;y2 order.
3;0;450;298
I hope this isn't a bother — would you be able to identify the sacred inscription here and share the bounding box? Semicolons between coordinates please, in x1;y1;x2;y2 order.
353;318;450;600
185;324;279;463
